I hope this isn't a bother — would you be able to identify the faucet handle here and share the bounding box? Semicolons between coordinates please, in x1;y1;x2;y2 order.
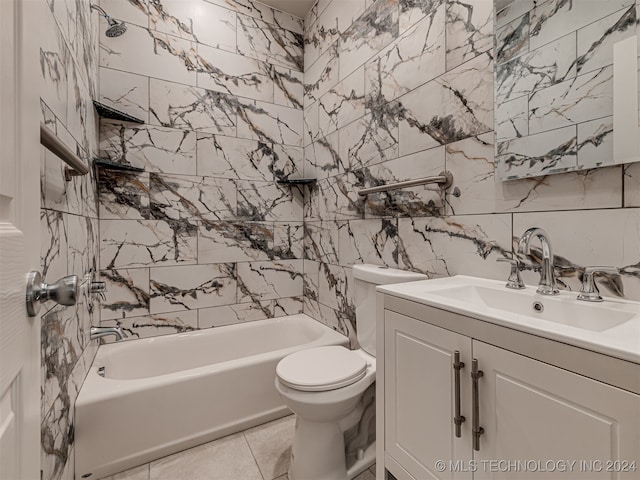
497;258;525;290
577;266;620;302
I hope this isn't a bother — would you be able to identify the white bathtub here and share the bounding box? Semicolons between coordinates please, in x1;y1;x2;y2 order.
75;314;348;479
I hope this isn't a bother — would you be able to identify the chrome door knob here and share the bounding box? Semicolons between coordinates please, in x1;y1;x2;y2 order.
25;271;79;317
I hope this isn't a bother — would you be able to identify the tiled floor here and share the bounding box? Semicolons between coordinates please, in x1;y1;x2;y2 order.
101;415;376;480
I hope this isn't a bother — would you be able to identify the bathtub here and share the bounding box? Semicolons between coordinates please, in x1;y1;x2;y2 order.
75;314;348;479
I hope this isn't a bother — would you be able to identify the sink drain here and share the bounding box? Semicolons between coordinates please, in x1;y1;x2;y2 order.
532;301;544;313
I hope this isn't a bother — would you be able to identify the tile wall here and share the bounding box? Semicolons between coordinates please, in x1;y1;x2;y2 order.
302;0;640;346
39;0;100;479
96;0;306;339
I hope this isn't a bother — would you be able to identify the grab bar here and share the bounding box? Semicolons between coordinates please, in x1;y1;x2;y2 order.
40;123;89;181
357;171;453;196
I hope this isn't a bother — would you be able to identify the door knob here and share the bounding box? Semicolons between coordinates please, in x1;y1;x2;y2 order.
25;271;79;317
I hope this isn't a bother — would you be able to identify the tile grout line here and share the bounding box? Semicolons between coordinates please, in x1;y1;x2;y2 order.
242;430;269;480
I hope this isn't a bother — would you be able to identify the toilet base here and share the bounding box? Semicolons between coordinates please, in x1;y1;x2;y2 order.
288;417;375;480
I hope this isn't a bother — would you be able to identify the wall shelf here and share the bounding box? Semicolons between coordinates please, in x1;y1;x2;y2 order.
93;100;144;124
94;158;145;173
276;178;317;186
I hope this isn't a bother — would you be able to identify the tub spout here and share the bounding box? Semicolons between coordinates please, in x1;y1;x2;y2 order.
90;326;127;342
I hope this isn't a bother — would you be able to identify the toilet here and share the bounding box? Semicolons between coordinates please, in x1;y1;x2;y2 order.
275;264;427;480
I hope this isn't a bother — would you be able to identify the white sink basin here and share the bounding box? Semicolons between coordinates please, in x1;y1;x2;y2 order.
427;284;635;332
378;275;640;363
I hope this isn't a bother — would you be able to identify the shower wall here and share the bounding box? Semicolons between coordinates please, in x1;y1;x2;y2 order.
302;0;640;345
39;0;100;479
96;0;305;338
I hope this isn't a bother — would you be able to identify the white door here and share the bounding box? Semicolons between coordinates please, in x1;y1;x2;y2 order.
474;341;640;480
384;311;473;480
0;0;41;478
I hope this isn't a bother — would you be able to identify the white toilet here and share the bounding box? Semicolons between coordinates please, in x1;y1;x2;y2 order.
275;264;427;480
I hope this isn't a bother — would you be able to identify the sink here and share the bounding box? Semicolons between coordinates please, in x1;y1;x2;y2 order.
378;275;640;363
427;284;635;332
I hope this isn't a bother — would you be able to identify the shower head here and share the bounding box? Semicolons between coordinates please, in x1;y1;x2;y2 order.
105;18;127;37
90;4;127;37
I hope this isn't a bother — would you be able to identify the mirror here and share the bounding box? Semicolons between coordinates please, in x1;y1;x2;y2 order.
494;0;640;181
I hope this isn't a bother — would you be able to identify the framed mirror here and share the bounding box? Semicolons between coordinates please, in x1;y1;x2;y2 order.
494;0;640;181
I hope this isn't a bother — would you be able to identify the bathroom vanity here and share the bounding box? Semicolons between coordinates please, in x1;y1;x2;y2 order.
375;276;640;480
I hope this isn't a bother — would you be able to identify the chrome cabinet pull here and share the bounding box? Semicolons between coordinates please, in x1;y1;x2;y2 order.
471;359;484;451
453;350;466;437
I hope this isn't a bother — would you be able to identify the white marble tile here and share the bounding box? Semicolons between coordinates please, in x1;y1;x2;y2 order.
150;263;237;313
577;116;614;169
100;219;197;269
197;44;274;103
399;0;445;34
97;170;150;221
237;180;303;221
496;0;534;27
365;7;446;104
100;23;198;86
274;221;304;259
304;44;340;105
272;66;304;109
529;66;613;135
496;95;528;141
513;208;640;300
41;4;69;125
273;296;304;316
149;0;236;52
317;174;365;221
319;66;366;137
305;131;342;179
304;221;339;263
196;133;273;180
101;310;198;342
495;11;530;65
337;219;398;268
303;101;319;147
303;0;340;69
206;0;275;25
339;0;399;81
99;68;149;123
318;265;355;330
244;415;295;480
340;110;399;171
272;144;303;181
273;9;304;35
198;222;273;263
236;98;303;146
99;268;150;321
399;52;493;156
446;0;493;70
496;125;578;180
237;14;303;71
237;260;304;302
303;259;321;307
625;162;640;207
41;210;68;289
529;0;633;51
398;214;512;280
100;121;198;175
149;432;262;480
198;301;273;328
99;0;150;28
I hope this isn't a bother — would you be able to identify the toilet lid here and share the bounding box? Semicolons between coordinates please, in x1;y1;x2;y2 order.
276;346;368;392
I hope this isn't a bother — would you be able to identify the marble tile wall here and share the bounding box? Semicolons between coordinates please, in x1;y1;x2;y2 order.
303;0;640;347
39;1;100;479
495;0;637;179
97;0;305;340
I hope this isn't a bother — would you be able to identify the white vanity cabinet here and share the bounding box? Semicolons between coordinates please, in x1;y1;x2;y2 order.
379;306;640;480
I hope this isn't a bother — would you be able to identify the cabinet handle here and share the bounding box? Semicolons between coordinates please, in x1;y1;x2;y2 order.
471;359;484;451
453;350;466;437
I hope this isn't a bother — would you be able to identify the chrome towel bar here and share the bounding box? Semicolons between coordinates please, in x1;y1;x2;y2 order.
357;171;453;196
40;123;89;181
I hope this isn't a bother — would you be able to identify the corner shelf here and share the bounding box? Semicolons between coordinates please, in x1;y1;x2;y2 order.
276;178;317;186
93;100;144;124
94;158;145;173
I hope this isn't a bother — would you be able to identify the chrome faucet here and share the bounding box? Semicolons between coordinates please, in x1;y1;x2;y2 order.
517;227;559;295
90;326;127;342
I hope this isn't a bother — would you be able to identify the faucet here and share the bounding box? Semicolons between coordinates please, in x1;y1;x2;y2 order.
90;326;127;342
517;227;559;295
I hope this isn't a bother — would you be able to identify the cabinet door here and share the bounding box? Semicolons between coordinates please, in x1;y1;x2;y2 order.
385;310;473;480
474;341;640;480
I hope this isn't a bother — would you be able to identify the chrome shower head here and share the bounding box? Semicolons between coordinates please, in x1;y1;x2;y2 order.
105;19;127;37
91;4;127;37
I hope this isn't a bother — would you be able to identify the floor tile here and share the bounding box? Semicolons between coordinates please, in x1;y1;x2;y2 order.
101;464;150;480
244;415;295;480
149;432;263;480
354;467;376;480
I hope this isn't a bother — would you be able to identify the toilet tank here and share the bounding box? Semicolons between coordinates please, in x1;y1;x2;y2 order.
352;265;427;356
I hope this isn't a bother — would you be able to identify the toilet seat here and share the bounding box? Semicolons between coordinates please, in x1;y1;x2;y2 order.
276;346;368;392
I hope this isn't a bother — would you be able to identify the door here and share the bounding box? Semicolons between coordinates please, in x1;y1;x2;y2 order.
474;341;640;480
384;311;473;480
0;0;41;478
